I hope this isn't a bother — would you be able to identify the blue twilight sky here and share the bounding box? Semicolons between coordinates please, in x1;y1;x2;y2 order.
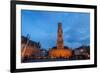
21;10;90;50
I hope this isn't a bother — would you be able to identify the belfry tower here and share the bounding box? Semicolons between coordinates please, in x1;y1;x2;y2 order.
49;22;72;59
57;22;64;49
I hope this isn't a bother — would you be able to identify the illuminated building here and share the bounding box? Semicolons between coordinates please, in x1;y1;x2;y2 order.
74;45;90;59
21;36;41;59
49;22;72;59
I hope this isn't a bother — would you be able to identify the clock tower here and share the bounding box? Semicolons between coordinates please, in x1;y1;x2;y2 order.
57;22;64;49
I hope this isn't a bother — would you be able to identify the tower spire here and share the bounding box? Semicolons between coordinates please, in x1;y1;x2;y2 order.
57;22;64;49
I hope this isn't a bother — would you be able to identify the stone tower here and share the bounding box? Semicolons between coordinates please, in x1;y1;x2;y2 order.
57;22;64;49
49;22;72;58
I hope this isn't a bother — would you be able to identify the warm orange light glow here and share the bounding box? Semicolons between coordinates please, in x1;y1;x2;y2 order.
49;48;72;58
